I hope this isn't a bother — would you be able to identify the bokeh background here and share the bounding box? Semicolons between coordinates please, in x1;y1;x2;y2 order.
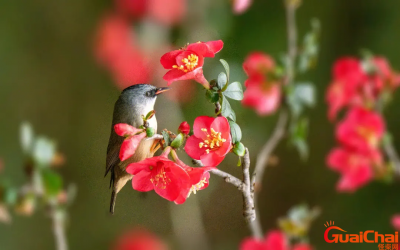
1;0;400;249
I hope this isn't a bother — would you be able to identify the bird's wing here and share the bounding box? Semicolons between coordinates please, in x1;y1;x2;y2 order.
105;129;123;178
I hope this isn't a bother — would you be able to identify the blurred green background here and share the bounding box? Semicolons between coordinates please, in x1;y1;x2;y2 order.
1;0;400;249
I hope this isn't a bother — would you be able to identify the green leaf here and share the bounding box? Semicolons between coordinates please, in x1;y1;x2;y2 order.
221;96;235;121
220;59;230;82
290;118;309;160
171;133;184;148
42;169;63;197
294;83;315;107
223;82;243;101
145;110;156;120
298;18;320;73
217;72;228;90
205;90;220;103
286;83;316;118
162;130;170;147
229;121;242;143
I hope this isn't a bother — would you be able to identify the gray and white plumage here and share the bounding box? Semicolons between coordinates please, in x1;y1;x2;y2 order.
105;84;168;214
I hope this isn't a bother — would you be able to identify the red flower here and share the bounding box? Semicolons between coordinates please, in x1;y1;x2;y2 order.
113;228;168;250
178;121;190;135
240;230;288;250
372;56;400;90
184;116;232;167
114;123;147;161
160;40;224;88
126;156;191;203
148;0;186;26
242;74;281;116
243;52;275;76
336;108;385;154
326;57;366;120
327;147;378;192
233;0;253;14
174;164;214;204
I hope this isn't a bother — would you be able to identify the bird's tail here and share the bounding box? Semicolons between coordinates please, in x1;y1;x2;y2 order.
110;190;117;214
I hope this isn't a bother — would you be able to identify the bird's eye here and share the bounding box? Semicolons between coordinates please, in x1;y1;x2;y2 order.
145;91;152;97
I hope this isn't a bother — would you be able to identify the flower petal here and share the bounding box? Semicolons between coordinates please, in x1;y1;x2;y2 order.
119;133;147;161
210;117;232;157
160;50;183;69
200;152;225;168
184;136;207;160
114;123;143;136
193;116;215;140
132;171;153;192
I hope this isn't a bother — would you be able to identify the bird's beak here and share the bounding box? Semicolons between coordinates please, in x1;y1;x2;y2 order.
155;87;170;95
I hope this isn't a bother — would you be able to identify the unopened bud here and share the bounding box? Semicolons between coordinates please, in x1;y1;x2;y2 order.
146;127;155;137
178;121;190;135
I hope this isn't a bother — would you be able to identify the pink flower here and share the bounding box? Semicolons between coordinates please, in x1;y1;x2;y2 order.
126;156;191;203
233;0;253;14
336;108;385;154
184;116;232;167
178;121;190;135
240;230;288;250
114;123;147;161
94;15;151;89
327;147;377;192
242;74;281;116
148;0;186;26
326;57;366;120
113;228;169;250
391;214;400;231
115;0;148;19
372;57;400;90
243;52;275;76
174;164;214;204
160;40;224;88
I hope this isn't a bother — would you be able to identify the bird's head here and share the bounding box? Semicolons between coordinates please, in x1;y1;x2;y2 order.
120;84;170;110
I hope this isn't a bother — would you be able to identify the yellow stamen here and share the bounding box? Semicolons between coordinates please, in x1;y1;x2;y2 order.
172;54;199;73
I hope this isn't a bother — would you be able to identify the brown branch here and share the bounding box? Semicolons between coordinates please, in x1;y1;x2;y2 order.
51;210;68;250
251;110;289;191
248;0;298;238
193;151;260;237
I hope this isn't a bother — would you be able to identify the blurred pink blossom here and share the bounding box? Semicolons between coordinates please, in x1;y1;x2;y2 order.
233;0;253;14
113;228;169;250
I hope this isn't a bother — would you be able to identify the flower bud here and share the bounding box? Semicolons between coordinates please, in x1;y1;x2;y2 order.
178;121;190;135
233;142;245;156
146;127;155;137
171;133;184;149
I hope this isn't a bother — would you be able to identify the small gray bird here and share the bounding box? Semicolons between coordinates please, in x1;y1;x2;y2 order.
105;84;169;214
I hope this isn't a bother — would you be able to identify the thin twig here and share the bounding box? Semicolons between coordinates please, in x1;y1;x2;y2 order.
209;168;244;189
249;0;298;238
384;140;400;176
51;209;68;250
251;111;289;190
